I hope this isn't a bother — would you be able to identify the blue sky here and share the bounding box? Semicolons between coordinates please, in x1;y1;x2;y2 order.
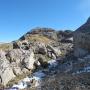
0;0;90;42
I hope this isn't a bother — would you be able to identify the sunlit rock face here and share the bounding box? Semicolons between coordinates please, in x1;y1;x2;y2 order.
74;17;90;57
22;50;35;70
0;51;15;86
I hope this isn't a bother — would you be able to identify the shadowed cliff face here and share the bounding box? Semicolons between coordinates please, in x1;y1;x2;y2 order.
74;17;90;57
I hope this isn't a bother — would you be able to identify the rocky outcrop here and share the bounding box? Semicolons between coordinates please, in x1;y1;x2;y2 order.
74;17;90;57
13;65;22;76
0;51;15;86
47;45;61;58
20;27;73;43
57;30;73;43
7;49;36;70
12;41;20;49
33;42;47;55
0;49;37;86
35;54;48;68
0;27;74;87
22;50;35;70
20;28;58;41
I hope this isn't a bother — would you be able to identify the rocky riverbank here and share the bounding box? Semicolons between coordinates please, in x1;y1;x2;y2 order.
10;53;90;90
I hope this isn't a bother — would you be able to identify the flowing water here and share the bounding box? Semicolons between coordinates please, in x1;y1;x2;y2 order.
9;59;90;90
10;60;58;90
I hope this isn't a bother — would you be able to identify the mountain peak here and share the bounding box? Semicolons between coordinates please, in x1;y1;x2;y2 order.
75;17;90;33
86;17;90;24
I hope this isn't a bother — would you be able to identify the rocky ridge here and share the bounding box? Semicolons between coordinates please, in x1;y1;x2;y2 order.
0;17;90;90
0;28;73;87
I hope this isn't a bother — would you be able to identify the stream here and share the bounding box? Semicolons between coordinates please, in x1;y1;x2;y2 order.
9;59;90;90
9;59;59;90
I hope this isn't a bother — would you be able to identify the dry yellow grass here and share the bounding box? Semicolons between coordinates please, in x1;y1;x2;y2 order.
0;43;13;51
26;34;53;44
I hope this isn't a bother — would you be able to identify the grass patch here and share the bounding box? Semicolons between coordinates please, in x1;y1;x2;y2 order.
0;43;13;51
25;34;53;44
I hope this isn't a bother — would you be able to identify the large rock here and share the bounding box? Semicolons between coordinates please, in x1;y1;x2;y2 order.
0;67;15;86
11;62;22;76
6;48;37;70
57;30;73;42
6;49;36;73
12;41;21;49
0;51;15;86
47;45;61;57
47;51;56;59
6;49;30;75
74;17;90;57
35;54;48;68
6;49;24;63
34;42;47;55
22;50;36;70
